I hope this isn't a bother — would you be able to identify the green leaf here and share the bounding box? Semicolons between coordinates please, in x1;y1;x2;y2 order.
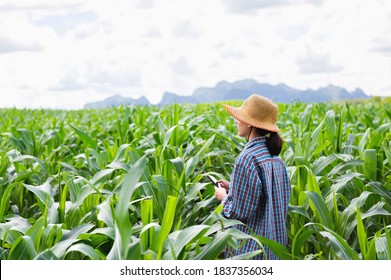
8;236;37;260
374;230;391;260
229;249;264;260
48;239;78;259
386;227;391;260
305;191;334;229
196;134;215;159
344;201;391;238
362;149;377;180
164;125;178;146
336;105;346;153
319;231;359;260
194;229;236;260
0;182;19;222
1;230;23;247
96;199;114;228
61;223;94;241
291;228;318;258
108;156;147;260
256;235;293;260
369;182;391;205
169;157;184;177
166;225;210;259
24;182;54;208
34;250;58;260
13;155;47;175
312;154;338;175
194;228;255;260
356;208;367;259
358;128;371;153
70;124;98;149
90;168;115;187
151;175;170;219
153;195;177;259
25;216;44;251
140;199;154;251
288;205;310;219
65;243;106;260
305;115;326;161
185;156;199;179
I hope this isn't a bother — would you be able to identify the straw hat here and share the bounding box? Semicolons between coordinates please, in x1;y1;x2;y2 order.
223;94;280;132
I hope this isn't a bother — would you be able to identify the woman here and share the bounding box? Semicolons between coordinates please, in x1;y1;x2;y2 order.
214;94;291;260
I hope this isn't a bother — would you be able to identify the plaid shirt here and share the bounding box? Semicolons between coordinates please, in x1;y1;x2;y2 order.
222;136;291;260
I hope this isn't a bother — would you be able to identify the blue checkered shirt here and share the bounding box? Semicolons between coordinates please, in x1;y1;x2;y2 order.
222;136;291;259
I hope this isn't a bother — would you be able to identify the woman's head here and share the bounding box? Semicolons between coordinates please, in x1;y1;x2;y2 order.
223;94;280;132
224;94;283;156
234;118;253;138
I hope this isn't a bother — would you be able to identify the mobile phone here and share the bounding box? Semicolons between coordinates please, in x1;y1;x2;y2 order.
207;174;220;187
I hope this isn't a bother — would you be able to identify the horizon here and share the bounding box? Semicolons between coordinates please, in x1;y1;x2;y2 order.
0;79;375;110
84;80;373;107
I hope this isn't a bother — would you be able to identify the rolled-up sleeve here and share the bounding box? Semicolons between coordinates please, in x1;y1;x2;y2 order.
222;162;262;222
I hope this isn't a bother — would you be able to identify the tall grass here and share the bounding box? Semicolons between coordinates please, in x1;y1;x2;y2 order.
0;100;390;259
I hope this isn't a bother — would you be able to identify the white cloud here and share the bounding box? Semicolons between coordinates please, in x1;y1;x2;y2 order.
134;0;155;9
32;11;98;36
0;36;43;53
223;0;324;14
372;45;391;56
1;0;391;109
297;50;343;74
171;57;195;76
0;12;54;52
0;85;102;109
172;20;201;38
0;1;81;13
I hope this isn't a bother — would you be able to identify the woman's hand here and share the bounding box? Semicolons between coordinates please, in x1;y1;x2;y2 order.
214;186;227;201
218;179;230;192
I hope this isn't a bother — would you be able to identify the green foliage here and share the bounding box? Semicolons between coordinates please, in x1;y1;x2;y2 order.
0;101;391;260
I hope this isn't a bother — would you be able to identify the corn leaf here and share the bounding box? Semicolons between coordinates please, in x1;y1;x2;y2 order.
108;156;147;260
8;235;37;260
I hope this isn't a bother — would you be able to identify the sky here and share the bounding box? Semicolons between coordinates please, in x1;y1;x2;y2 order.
0;0;391;109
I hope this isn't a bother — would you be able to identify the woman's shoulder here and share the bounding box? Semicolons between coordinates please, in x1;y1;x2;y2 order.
236;145;270;166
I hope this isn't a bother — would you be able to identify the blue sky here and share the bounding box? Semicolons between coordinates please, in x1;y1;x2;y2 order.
0;0;391;109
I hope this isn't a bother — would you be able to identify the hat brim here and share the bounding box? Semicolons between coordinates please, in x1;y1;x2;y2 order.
223;104;280;132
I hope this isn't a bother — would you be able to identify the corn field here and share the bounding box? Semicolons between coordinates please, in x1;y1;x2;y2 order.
0;100;391;260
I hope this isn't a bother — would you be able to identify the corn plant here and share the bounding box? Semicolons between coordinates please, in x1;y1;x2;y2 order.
1;99;391;260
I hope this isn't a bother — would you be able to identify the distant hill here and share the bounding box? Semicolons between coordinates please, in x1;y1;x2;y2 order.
158;92;197;105
83;79;370;108
190;79;369;103
84;94;149;109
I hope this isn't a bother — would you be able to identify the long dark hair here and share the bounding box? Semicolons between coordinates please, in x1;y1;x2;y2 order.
257;128;283;156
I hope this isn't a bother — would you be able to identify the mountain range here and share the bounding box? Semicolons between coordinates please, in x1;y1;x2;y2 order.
83;79;370;108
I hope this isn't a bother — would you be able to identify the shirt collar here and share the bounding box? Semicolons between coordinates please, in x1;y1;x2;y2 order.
245;136;267;150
